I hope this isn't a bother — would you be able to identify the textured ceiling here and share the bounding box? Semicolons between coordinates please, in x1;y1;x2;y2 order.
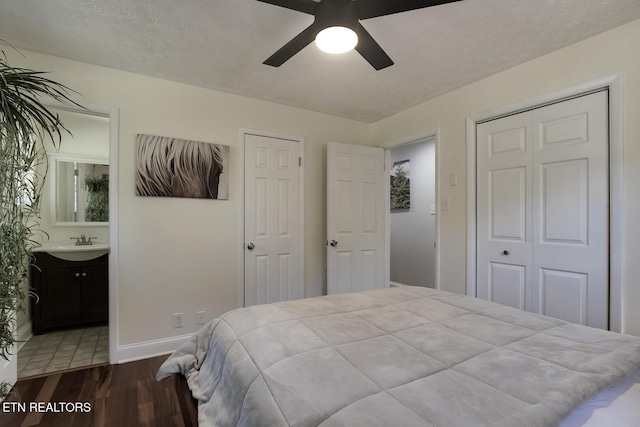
1;0;639;122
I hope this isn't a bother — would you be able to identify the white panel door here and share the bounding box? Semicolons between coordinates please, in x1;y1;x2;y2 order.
477;112;533;311
477;91;609;328
531;92;609;328
327;142;385;294
244;134;302;306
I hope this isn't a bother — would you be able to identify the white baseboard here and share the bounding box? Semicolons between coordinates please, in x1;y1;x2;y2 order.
117;333;193;364
15;321;33;352
390;281;406;287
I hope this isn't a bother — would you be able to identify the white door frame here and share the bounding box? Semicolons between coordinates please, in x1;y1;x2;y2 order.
43;101;119;363
105;105;119;364
466;74;624;332
384;129;441;289
238;128;305;307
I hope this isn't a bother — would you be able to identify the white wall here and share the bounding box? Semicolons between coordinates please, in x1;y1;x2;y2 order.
4;49;371;353
389;139;436;288
373;18;640;336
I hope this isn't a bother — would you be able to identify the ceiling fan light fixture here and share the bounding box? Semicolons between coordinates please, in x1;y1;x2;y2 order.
315;26;358;54
260;0;461;69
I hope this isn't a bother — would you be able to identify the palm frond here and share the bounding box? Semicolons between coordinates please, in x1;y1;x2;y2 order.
0;51;79;399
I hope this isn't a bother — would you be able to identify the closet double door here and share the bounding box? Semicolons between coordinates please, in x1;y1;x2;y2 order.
476;90;609;329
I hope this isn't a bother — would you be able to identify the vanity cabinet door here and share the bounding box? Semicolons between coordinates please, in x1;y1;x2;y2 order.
40;267;83;321
31;252;108;334
80;264;108;318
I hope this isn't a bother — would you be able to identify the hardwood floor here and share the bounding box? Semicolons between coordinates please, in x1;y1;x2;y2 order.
0;355;187;427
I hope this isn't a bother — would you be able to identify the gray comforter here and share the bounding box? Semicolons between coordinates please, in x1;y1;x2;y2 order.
157;286;640;427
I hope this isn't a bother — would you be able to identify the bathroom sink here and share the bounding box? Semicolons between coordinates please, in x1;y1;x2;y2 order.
32;240;109;261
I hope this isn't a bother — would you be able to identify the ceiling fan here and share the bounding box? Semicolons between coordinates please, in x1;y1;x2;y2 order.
257;0;463;70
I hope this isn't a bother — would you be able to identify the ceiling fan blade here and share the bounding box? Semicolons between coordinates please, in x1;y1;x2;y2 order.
256;0;317;15
358;0;463;20
355;24;393;70
264;23;318;67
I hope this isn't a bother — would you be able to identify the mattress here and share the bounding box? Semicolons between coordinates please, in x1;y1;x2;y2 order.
560;368;640;426
157;286;640;426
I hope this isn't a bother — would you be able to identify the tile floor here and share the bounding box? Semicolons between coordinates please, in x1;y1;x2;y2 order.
17;324;109;378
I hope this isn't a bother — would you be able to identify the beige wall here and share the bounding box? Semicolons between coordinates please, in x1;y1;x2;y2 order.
5;49;371;349
372;18;640;336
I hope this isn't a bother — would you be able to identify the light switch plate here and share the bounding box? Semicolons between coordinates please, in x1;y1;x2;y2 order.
442;198;450;211
430;204;436;215
449;173;458;186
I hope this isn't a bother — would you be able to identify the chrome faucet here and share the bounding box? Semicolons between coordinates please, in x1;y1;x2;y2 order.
70;235;98;246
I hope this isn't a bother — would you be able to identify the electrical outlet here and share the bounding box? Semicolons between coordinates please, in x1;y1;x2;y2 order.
173;312;184;328
196;311;206;325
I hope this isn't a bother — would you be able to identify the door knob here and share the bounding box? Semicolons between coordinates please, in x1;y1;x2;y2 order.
502;250;509;256
330;240;338;247
247;242;255;250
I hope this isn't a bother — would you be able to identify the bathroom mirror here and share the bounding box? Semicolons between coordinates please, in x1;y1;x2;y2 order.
50;154;109;226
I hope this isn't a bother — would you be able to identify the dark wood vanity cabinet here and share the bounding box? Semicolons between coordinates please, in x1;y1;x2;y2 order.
31;252;108;335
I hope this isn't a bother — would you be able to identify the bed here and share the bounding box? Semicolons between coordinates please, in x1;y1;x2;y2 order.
157;286;640;426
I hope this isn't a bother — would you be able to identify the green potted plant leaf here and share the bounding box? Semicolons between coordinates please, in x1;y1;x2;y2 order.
0;50;79;398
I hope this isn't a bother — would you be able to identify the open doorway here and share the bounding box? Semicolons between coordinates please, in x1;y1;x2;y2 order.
16;107;112;378
389;137;437;288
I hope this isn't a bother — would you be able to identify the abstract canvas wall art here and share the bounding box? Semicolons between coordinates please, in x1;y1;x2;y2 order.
136;134;230;199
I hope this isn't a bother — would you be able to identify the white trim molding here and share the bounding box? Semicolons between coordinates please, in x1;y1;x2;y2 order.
389;281;407;287
117;333;193;364
15;321;32;353
466;73;624;332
